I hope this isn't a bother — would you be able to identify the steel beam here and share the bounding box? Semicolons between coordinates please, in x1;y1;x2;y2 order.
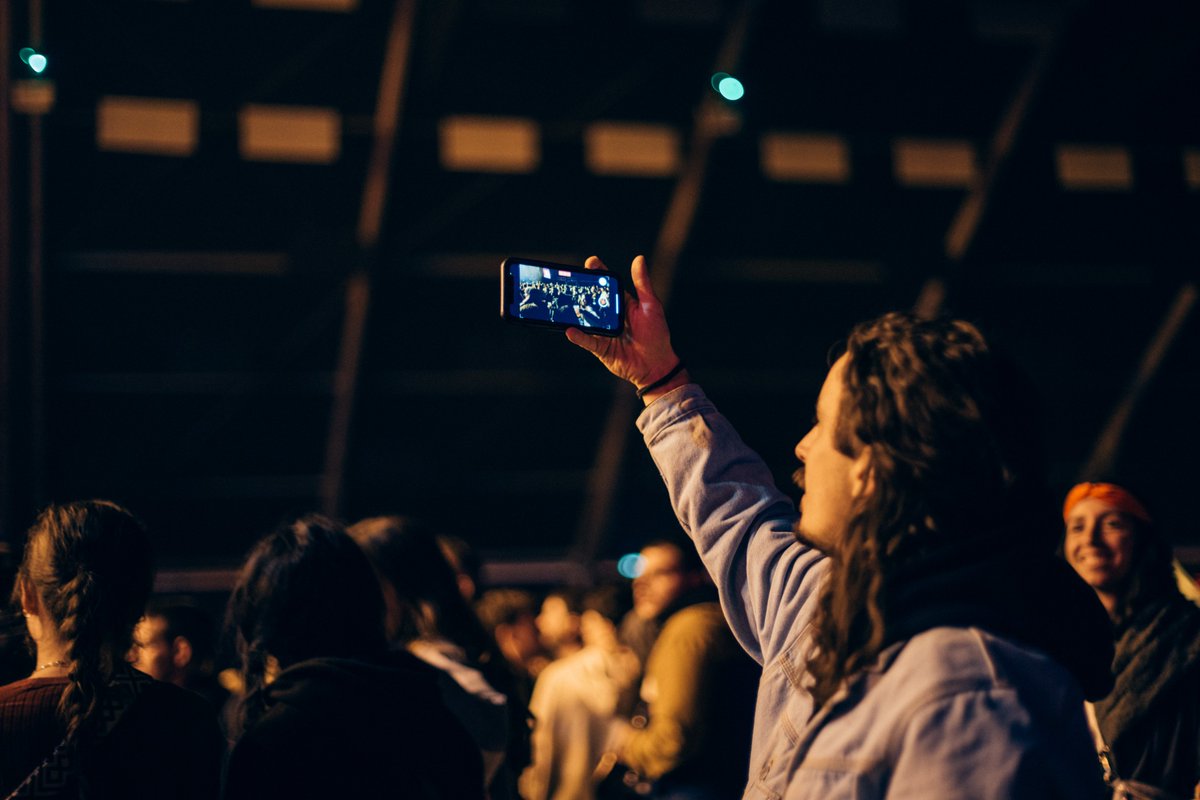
569;0;761;572
320;0;418;516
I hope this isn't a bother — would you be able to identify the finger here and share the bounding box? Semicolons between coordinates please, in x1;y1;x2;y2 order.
584;255;608;271
630;255;661;306
565;327;604;354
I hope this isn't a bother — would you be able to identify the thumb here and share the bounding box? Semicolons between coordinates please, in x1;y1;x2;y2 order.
630;255;660;307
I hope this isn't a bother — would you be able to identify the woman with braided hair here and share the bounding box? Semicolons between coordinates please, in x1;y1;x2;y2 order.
0;500;222;799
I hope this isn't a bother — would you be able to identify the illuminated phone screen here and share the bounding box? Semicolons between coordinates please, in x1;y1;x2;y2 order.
507;262;621;333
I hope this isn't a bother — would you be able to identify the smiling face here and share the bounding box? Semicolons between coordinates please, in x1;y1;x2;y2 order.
1064;496;1140;610
793;355;873;554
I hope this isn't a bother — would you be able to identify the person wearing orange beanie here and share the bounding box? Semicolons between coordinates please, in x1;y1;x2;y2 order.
1063;481;1200;799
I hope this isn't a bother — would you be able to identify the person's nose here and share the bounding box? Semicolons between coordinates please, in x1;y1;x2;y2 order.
795;428;815;462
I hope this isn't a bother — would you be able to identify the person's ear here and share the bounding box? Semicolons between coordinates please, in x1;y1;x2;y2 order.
19;577;39;616
850;446;875;499
171;636;193;670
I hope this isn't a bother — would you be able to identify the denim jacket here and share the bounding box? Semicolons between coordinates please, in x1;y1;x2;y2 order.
637;385;1106;799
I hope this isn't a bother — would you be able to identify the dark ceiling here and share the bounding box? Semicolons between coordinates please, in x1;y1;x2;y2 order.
2;0;1198;581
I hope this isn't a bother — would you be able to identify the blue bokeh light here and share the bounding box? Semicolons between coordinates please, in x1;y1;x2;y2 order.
617;553;646;579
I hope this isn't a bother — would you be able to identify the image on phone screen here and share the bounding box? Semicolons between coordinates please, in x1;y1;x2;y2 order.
503;260;622;335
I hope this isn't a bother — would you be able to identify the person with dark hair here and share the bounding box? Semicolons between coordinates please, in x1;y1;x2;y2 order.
348;515;528;799
0;500;222;799
565;255;1115;797
1063;482;1200;798
521;584;639;800
223;515;483;800
130;602;228;713
475;588;549;681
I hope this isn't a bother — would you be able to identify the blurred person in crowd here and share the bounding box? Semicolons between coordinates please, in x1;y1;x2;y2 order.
521;584;640;800
350;515;530;800
130;601;228;712
536;588;583;662
1063;482;1200;798
565;255;1114;797
439;534;482;602
605;540;758;799
0;542;33;685
223;515;482;800
476;588;550;682
0;501;221;799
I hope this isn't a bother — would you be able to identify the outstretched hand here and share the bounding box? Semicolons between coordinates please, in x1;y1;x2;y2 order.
565;255;685;398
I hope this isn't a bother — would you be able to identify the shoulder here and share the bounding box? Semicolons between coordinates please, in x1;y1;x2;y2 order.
879;626;1084;733
889;627;1073;695
661;602;726;636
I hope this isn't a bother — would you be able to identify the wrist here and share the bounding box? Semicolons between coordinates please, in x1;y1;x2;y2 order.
639;368;690;405
635;360;686;399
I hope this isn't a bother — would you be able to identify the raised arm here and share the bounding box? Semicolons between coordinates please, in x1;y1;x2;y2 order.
566;256;826;665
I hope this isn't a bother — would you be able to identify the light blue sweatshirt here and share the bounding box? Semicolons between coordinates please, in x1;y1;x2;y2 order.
637;385;1107;799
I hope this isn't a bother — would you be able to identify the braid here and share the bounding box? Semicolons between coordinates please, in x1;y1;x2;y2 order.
18;501;154;745
56;572;108;741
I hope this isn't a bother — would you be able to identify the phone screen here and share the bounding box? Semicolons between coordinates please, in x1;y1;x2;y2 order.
503;260;622;335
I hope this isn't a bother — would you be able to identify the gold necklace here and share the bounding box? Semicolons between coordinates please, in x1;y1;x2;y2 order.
33;660;68;673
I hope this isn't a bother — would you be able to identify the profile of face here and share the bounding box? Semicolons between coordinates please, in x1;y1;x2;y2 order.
1064;496;1139;601
633;545;687;621
130;615;178;683
793;355;873;553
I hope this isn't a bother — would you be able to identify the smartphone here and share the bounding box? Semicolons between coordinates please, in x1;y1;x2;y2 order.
500;257;623;337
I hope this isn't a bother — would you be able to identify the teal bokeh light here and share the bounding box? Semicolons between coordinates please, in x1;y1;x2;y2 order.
717;75;744;101
19;48;47;74
617;553;645;579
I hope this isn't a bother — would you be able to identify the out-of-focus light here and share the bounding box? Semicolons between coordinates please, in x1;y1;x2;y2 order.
617;553;645;579
19;47;48;74
710;72;729;91
717;75;744;101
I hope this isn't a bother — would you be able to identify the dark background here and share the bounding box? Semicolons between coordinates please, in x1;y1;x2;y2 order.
2;0;1198;588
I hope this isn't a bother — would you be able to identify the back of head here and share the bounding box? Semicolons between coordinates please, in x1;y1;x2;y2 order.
474;588;537;633
347;515;493;658
229;515;386;708
16;500;153;740
838;312;1010;551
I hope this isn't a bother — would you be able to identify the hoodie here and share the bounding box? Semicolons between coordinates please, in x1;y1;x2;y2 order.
224;653;483;800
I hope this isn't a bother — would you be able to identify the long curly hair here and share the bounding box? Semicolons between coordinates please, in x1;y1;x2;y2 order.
806;313;1013;707
14;501;154;741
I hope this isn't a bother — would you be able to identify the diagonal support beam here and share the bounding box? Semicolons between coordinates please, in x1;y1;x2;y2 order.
320;0;418;517
1078;282;1197;480
914;23;1061;319
569;0;761;573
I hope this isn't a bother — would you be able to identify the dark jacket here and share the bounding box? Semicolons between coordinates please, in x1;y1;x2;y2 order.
223;653;484;800
1097;589;1200;797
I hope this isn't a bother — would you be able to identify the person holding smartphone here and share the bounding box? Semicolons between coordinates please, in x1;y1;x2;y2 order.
565;255;1115;799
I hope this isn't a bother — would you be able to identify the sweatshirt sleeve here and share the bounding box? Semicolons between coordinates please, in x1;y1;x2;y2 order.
636;384;828;665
